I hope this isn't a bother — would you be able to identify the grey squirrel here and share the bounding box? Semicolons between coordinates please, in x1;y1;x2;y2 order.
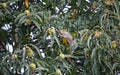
59;29;78;54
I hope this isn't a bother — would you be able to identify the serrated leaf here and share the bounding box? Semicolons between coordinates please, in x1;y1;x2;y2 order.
53;34;60;47
18;15;27;24
91;48;97;61
103;60;113;73
22;49;26;62
32;20;41;30
87;33;93;48
80;32;88;42
28;44;42;58
98;50;102;63
62;62;71;73
32;14;42;23
20;18;27;25
25;64;30;75
65;54;78;59
79;29;89;36
0;55;9;64
43;31;48;40
112;63;119;70
14;13;26;23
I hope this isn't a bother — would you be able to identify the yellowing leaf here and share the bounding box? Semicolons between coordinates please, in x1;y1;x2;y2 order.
66;47;69;50
62;37;68;45
84;34;89;40
25;0;29;8
72;32;77;37
105;0;113;6
111;41;117;48
94;31;101;38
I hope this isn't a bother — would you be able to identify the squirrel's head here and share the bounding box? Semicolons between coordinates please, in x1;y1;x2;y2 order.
59;29;67;35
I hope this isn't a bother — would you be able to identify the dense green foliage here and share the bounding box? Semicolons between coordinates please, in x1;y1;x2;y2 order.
0;0;120;75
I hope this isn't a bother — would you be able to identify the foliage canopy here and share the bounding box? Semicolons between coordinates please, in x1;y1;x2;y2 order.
0;0;120;75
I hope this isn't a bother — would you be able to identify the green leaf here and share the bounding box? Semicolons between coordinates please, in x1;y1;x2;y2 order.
103;60;113;74
0;55;9;64
112;63;119;70
18;15;27;25
22;49;26;62
91;48;97;61
87;33;93;48
28;44;43;58
53;34;60;47
32;20;41;30
32;14;42;23
14;13;26;23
